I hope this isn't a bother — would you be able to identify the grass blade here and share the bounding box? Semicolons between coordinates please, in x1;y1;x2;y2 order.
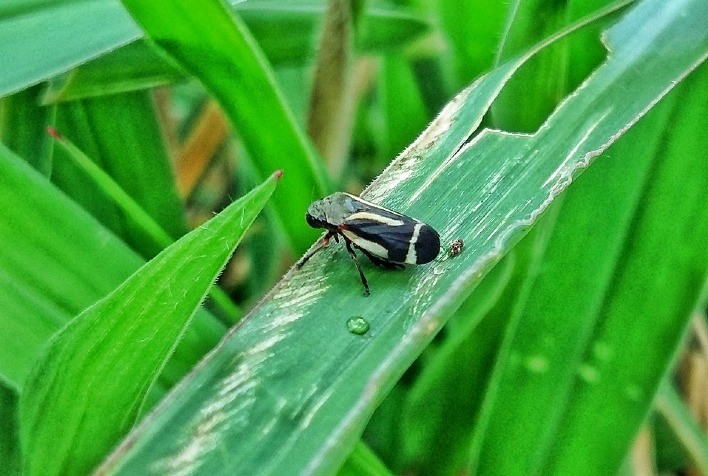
18;171;281;475
120;0;329;253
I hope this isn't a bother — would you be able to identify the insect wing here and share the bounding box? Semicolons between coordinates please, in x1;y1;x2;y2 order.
341;212;440;265
411;224;441;264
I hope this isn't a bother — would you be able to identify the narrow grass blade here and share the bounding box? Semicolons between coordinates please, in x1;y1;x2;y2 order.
0;146;222;391
51;91;187;252
18;171;281;476
0;85;55;175
120;0;329;253
50;129;242;321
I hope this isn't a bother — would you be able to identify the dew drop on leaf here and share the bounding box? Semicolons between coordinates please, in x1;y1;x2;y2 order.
346;316;370;335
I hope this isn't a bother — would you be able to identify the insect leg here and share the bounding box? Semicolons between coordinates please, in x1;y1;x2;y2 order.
344;239;371;296
297;232;335;269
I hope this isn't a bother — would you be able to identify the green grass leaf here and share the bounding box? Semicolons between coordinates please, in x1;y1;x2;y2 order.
398;249;520;475
655;382;708;474
51;127;242;321
120;0;329;253
0;146;222;391
41;40;186;104
0;0;141;97
0;1;428;102
0;384;20;475
468;62;708;475
535;66;707;475
18;170;281;476
92;0;706;473
0;85;55;175
52;91;187;254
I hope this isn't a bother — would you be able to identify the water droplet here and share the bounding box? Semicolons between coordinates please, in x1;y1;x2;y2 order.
347;316;370;335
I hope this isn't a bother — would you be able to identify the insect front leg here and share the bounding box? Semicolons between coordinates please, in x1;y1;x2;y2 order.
297;232;335;269
343;239;371;296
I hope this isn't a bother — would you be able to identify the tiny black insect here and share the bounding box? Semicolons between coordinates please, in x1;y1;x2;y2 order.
297;192;441;296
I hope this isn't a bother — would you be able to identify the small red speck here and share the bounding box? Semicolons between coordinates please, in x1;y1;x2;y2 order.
47;126;63;140
274;169;284;180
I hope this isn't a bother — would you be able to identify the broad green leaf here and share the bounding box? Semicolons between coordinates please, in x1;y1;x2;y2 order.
401;60;708;474
19;171;282;476
398;247;520;474
0;0;428;99
0;145;223;391
120;0;329;254
94;0;707;473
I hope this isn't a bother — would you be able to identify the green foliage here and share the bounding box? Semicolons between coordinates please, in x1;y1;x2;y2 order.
19;171;280;475
0;0;706;475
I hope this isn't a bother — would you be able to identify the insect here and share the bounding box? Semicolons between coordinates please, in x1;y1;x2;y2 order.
297;192;441;296
449;238;464;257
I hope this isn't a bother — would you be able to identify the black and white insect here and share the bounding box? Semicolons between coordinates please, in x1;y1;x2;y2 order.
297;192;440;296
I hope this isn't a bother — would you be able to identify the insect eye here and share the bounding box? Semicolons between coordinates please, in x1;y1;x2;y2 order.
306;213;322;229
